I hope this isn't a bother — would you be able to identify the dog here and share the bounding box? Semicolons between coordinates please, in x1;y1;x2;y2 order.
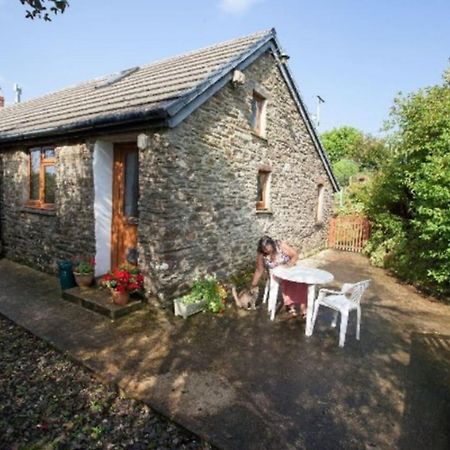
231;285;258;310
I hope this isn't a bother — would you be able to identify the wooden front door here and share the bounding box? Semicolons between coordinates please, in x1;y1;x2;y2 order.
111;143;139;269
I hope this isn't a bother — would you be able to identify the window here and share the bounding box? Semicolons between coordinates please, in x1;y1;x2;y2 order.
256;169;271;210
123;149;139;218
316;184;325;223
28;146;56;208
250;91;267;137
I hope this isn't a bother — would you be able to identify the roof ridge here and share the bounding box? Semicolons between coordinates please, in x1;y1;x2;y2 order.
138;29;274;70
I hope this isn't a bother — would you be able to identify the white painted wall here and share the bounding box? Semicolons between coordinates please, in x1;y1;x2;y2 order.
93;140;113;276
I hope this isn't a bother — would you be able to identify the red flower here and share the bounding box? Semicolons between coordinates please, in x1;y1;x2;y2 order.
116;284;127;293
101;265;144;293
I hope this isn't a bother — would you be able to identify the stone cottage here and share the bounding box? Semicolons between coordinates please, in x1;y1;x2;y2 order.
0;29;338;301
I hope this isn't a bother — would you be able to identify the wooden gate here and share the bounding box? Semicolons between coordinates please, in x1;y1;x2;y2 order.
328;215;371;253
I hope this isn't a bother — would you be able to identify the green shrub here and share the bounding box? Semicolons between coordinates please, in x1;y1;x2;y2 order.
177;275;227;313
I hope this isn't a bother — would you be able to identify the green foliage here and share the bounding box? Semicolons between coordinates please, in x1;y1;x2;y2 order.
20;0;69;21
72;257;95;274
332;159;359;186
364;71;450;295
335;177;372;215
321;126;389;171
177;275;227;313
321;126;364;162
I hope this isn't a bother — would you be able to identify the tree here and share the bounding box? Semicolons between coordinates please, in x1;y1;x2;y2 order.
20;0;69;21
321;126;388;170
366;69;450;295
332;159;359;187
321;126;364;163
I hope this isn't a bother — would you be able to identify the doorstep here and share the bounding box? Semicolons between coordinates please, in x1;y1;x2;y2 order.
62;287;143;320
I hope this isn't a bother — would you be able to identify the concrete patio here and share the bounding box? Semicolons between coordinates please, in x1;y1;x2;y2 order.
0;250;449;450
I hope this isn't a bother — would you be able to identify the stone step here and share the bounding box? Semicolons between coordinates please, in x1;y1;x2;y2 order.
62;287;144;320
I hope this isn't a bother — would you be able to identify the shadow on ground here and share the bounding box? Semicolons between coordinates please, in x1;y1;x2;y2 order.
0;250;449;450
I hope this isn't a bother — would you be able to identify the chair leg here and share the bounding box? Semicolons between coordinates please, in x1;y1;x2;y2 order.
356;306;361;340
339;311;349;348
311;301;320;335
331;311;339;328
268;275;279;321
263;279;269;304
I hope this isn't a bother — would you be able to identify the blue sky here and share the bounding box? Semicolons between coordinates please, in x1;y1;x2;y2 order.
0;0;449;135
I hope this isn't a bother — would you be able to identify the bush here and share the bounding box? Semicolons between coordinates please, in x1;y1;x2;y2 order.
332;159;359;187
363;71;450;296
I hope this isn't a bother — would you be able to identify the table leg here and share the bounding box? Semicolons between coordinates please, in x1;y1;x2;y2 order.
305;284;316;336
268;273;279;321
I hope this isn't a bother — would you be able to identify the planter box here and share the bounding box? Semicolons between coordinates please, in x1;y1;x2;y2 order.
173;298;207;319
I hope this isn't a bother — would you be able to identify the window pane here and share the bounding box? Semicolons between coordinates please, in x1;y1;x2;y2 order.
43;147;55;159
124;151;139;217
257;171;269;206
251;92;265;134
30;148;41;200
44;165;56;204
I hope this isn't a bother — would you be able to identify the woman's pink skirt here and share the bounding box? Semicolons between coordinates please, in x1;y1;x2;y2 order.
281;280;308;307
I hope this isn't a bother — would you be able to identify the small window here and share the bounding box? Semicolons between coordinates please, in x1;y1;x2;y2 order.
27;146;56;209
123;150;139;218
256;169;271;210
250;91;267;137
316;184;325;223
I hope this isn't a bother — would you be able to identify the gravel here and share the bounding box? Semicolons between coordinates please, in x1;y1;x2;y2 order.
0;315;212;450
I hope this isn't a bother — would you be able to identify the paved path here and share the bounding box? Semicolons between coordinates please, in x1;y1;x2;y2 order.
0;251;449;450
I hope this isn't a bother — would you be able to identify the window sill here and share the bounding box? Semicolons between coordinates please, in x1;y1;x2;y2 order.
256;209;273;215
20;206;56;216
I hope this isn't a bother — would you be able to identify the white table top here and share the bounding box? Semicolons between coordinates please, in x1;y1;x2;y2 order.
272;264;334;285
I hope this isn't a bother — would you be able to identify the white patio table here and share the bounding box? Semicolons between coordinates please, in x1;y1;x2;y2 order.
269;264;334;336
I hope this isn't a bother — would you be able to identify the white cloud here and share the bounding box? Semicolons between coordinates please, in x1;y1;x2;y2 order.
219;0;263;15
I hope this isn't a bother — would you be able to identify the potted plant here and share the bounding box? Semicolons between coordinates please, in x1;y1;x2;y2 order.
100;266;144;305
72;257;95;289
173;275;227;319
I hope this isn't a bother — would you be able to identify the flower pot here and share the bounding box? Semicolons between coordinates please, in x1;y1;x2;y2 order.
74;272;94;289
111;290;130;306
173;298;207;319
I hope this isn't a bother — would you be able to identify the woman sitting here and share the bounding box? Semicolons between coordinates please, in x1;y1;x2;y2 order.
250;235;307;318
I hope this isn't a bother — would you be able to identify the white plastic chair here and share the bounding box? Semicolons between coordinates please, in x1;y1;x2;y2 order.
311;280;370;347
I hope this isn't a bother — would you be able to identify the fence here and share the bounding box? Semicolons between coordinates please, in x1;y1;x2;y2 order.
328;215;371;253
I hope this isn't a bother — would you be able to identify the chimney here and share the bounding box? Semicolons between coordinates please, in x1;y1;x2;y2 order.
0;87;4;108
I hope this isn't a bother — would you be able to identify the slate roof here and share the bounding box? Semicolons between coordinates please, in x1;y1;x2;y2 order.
0;28;339;190
0;30;273;142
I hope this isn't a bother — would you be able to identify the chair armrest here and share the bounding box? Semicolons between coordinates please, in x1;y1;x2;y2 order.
318;288;344;295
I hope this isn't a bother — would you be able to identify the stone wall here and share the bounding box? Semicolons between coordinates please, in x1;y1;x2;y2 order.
0;50;335;300
0;143;96;273
138;50;335;300
0;153;3;256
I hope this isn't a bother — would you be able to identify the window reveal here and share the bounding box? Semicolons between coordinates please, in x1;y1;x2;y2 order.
251;91;267;137
257;169;271;210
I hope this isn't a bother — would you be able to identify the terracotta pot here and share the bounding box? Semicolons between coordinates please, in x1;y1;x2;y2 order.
74;272;94;288
111;290;130;305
